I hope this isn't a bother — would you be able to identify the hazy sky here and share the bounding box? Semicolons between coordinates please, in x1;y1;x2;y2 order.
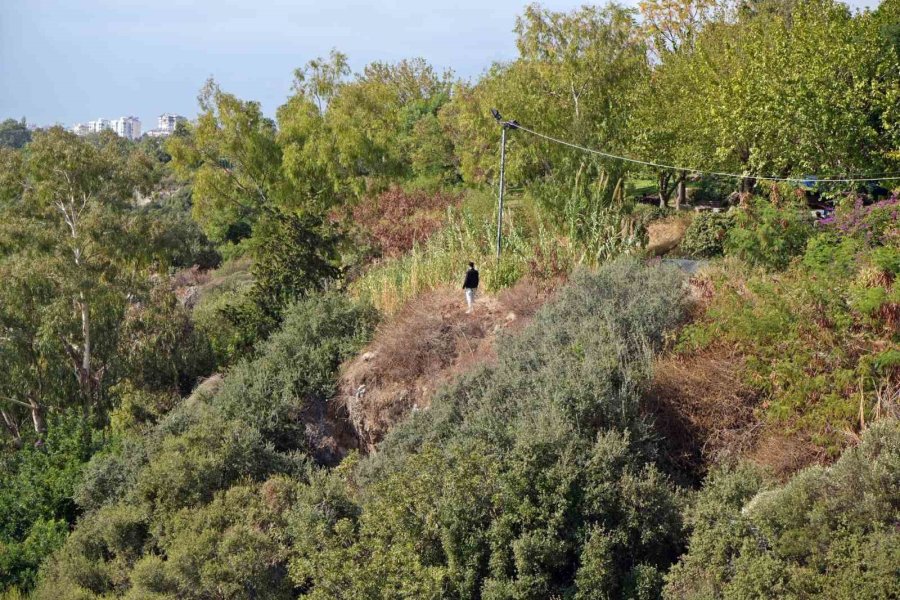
0;0;881;128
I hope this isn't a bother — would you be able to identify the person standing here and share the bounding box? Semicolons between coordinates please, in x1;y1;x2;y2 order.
463;261;479;313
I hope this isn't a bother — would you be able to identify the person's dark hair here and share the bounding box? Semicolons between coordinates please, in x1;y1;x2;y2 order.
468;262;475;268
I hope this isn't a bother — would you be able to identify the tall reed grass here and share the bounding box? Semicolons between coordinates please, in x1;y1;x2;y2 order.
349;205;530;314
350;183;647;315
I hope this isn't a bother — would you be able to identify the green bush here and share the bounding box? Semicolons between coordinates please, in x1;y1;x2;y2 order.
680;211;734;258
0;412;100;593
725;198;814;270
664;421;900;599
193;284;260;365
678;241;897;453
34;293;377;597
135;405;279;512
214;294;377;452
130;484;294;600
801;232;860;275
295;258;691;598
118;285;216;396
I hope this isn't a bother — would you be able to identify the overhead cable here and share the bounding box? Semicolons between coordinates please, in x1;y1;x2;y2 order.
510;122;900;184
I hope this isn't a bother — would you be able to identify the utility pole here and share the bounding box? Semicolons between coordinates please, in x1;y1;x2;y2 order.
496;124;507;260
491;109;517;259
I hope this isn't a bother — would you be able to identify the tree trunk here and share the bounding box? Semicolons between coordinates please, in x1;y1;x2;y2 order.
739;175;757;195
1;410;22;447
28;397;46;438
79;292;92;398
676;171;687;210
658;171;673;208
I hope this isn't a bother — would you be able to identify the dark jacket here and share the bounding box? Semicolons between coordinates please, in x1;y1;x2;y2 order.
463;268;479;289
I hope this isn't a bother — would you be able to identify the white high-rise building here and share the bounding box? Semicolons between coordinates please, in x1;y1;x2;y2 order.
157;113;186;134
111;116;141;140
72;123;91;136
88;118;111;133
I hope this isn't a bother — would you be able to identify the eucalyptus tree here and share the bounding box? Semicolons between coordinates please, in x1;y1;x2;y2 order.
0;128;156;436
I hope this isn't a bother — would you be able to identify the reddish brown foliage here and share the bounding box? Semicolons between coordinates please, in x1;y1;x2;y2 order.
351;186;463;257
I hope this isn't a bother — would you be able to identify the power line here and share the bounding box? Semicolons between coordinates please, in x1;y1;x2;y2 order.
510;121;900;184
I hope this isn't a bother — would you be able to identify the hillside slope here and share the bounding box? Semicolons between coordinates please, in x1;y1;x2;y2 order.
338;280;548;452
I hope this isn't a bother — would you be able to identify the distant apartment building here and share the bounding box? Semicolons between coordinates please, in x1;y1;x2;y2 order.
89;118;111;133
111;116;141;140
74;112;186;139
145;113;187;137
72;118;116;136
159;113;186;133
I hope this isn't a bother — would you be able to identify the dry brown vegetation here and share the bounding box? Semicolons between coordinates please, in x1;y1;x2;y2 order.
646;213;692;256
646;345;838;480
338;278;549;451
647;350;760;476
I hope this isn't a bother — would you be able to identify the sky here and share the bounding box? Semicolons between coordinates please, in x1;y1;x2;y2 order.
0;0;881;129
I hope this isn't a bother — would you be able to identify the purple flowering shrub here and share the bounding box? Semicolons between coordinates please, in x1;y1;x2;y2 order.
822;195;899;246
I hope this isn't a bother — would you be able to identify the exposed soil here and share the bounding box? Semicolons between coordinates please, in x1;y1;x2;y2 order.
336;279;549;452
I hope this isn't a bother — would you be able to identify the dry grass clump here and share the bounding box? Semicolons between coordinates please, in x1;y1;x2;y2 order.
648;342;869;480
647;213;693;257
339;278;552;451
647;350;760;476
748;431;826;481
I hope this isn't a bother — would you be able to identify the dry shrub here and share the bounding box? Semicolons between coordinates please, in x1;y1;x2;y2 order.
649;347;846;480
749;431;826;481
172;265;211;288
372;289;486;382
339;278;554;451
497;277;547;327
647;350;760;477
647;214;692;257
352;186;463;257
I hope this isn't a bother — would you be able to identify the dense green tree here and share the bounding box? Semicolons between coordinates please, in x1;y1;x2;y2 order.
0;128;158;435
0;118;32;149
444;3;648;190
0;412;99;592
278;55;455;198
167;81;284;245
637;0;900;192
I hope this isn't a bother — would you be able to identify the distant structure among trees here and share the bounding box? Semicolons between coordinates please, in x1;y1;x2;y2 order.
70;113;186;140
72;116;141;139
145;113;187;137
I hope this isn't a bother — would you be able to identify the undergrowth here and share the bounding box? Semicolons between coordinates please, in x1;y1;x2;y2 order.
677;242;898;456
349;189;644;315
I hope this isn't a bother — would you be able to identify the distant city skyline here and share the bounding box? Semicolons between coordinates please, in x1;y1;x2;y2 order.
0;0;882;128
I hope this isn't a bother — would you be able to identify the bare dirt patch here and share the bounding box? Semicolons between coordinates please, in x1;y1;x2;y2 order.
337;278;548;452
